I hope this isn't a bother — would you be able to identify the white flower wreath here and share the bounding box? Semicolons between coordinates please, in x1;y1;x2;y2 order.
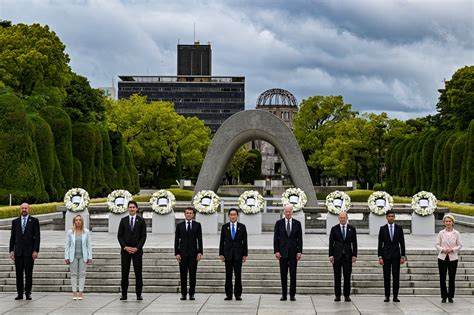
150;190;176;215
107;189;132;214
325;191;352;215
411;191;437;216
281;188;307;211
368;191;394;216
193;190;220;214
238;190;264;215
64;188;90;212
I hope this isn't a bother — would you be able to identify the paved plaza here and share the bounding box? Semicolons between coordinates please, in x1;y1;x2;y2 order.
0;292;472;314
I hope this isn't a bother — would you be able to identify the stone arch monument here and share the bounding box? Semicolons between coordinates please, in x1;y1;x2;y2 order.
194;110;317;207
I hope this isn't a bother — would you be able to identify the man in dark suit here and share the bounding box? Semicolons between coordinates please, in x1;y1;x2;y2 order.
219;208;248;301
9;203;40;300
174;207;203;301
117;201;147;300
378;210;406;302
274;205;303;301
329;211;358;302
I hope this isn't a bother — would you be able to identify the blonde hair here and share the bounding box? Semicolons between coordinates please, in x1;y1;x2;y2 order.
72;214;84;232
442;214;455;224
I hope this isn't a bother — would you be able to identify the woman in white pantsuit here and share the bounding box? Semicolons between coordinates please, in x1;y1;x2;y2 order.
65;214;93;300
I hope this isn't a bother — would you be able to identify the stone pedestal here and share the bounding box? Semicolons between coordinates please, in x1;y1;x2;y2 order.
326;212;339;235
108;212;128;233
411;213;435;235
293;211;306;234
369;213;387;235
152;212;176;234
196;212;218;234
239;212;262;235
65;209;90;231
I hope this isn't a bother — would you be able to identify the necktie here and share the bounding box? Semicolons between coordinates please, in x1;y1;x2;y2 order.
22;217;26;234
231;223;236;240
342;225;346;240
286;220;291;237
390;225;394;241
130;217;134;231
187;221;191;232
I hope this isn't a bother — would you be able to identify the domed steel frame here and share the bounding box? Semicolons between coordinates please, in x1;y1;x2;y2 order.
256;88;297;107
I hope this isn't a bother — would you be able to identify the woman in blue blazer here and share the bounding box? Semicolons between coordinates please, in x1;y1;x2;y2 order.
64;214;93;300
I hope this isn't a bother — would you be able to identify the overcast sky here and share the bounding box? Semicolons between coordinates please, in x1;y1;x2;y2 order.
1;0;473;119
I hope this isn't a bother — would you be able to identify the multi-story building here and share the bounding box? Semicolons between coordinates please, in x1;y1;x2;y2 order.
118;42;244;132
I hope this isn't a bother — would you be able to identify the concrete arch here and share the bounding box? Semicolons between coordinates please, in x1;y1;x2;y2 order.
194;110;317;207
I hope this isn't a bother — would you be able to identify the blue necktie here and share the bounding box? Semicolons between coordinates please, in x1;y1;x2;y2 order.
390;225;394;241
231;223;236;240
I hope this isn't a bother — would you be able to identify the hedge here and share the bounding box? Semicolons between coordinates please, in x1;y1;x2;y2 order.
109;131;125;187
99;126;118;190
92;126;109;197
72;123;96;193
465;121;474;202
40;106;74;188
0;93;48;204
447;134;467;201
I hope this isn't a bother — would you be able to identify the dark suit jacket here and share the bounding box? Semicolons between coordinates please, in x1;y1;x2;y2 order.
219;222;248;260
117;215;147;254
377;223;406;260
273;218;303;259
328;224;358;261
9;216;40;256
174;220;203;257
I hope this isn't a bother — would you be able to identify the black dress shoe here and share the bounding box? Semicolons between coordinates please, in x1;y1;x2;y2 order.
344;297;351;302
441;298;446;303
137;296;143;300
120;296;127;300
290;296;296;301
448;298;453;303
14;295;23;300
235;296;242;301
280;296;287;301
384;297;390;302
224;296;232;301
180;295;187;301
334;296;341;302
393;297;400;302
189;295;195;300
25;295;32;300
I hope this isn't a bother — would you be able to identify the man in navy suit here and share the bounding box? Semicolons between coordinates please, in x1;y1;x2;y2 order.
219;208;248;301
378;210;406;302
274;205;303;301
9;203;40;300
117;201;147;300
175;207;203;301
329;211;358;302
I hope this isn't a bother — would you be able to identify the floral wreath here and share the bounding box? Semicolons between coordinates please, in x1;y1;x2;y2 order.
411;191;437;216
238;190;264;215
368;191;394;216
193;190;220;214
64;188;90;212
150;190;176;215
325;191;352;215
107;189;132;214
281;188;307;211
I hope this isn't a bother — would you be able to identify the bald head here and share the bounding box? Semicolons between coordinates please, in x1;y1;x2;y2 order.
20;203;29;217
338;211;348;225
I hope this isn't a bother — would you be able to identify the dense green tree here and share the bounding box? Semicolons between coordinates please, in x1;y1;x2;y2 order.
63;73;106;122
463;120;474;202
447;133;467;200
99;126;118;190
293;95;356;185
436;66;474;130
0;23;70;103
72;123;96;193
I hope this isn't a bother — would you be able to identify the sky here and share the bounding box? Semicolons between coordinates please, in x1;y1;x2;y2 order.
1;0;473;120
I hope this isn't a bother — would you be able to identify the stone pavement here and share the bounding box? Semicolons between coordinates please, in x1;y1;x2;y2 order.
0;293;472;314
